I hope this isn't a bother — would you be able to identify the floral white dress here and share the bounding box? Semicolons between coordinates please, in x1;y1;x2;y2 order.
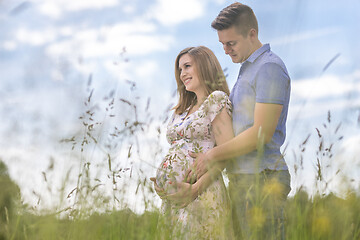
156;91;234;239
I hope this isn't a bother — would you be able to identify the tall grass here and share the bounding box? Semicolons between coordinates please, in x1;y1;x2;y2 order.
1;75;360;239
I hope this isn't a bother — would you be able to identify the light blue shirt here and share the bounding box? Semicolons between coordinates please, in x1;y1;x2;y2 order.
228;44;291;174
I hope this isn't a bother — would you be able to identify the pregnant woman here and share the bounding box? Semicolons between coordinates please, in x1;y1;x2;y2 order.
151;46;234;239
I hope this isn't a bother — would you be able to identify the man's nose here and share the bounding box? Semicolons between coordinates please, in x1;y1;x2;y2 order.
223;45;231;54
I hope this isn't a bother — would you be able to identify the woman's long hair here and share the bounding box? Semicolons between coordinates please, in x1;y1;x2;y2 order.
173;46;230;114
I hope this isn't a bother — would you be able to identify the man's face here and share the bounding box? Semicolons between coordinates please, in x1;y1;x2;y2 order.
217;26;253;63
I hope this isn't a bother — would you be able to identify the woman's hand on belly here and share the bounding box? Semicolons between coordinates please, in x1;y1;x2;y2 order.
150;177;166;199
164;181;198;208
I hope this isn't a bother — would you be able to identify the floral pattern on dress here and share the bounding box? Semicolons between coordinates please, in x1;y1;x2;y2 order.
156;91;234;239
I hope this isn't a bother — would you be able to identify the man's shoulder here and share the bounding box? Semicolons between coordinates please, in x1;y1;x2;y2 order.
252;49;289;78
258;49;286;68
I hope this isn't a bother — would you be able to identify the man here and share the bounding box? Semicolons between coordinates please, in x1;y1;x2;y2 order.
152;2;291;239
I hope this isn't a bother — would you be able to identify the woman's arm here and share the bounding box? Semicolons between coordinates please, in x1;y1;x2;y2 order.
185;104;234;182
166;108;234;207
189;106;234;192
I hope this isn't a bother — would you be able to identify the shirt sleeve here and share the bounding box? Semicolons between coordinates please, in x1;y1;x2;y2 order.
255;62;290;105
205;91;232;122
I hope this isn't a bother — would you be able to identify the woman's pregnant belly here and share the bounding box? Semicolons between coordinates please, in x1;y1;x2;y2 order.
156;143;194;194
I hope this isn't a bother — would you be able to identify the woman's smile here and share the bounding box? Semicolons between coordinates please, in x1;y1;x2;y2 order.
182;77;192;86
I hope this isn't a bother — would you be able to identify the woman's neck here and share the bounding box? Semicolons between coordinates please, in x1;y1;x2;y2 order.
194;90;207;106
188;92;207;113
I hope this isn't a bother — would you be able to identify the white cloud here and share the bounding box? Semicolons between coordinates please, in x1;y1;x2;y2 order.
341;134;360;157
271;27;341;46
123;34;174;55
211;0;227;3
122;4;136;14
292;73;360;100
36;0;119;18
37;2;62;19
134;61;159;79
2;40;17;51
288;71;360;120
326;133;360;196
59;26;74;37
15;27;57;46
288;97;360;121
46;33;174;58
11;26;74;47
46;21;174;58
147;0;205;26
61;0;118;11
104;59;132;80
105;59;160;80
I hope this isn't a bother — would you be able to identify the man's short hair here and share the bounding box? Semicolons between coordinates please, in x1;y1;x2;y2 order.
211;2;258;37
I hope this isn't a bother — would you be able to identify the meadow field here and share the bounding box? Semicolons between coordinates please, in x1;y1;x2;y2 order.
1;82;360;240
2;161;360;240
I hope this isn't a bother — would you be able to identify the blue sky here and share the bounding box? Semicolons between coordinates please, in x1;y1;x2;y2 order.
1;0;360;212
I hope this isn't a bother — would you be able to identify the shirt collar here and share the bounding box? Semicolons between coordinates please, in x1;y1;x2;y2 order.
245;43;270;63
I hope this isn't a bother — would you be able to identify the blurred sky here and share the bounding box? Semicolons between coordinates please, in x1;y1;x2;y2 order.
1;0;360;212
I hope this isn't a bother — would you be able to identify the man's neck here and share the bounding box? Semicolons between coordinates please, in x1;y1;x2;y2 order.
251;40;263;55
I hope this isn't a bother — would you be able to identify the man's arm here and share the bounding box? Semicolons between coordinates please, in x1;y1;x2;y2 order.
194;102;283;178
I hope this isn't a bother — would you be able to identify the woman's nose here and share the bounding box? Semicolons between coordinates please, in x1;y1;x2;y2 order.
180;69;186;79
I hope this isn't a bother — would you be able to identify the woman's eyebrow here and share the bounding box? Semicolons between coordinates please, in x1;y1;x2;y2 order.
180;61;191;67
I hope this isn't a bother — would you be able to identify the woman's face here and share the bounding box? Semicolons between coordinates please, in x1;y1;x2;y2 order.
178;53;205;97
